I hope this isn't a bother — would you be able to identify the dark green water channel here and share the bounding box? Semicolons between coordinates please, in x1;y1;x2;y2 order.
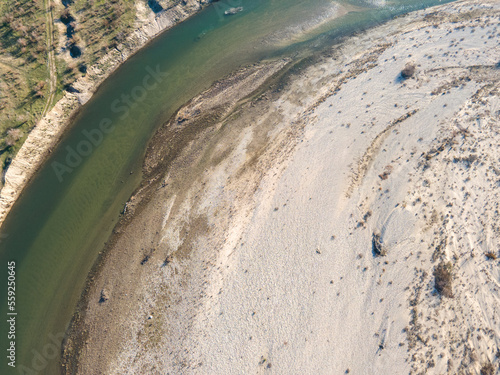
0;0;455;373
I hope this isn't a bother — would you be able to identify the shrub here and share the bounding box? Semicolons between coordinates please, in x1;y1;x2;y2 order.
485;252;497;260
433;261;453;298
372;232;386;257
5;129;22;146
17;37;28;47
401;63;416;79
480;362;495;375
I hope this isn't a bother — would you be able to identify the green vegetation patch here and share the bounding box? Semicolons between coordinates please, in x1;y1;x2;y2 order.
0;0;137;175
0;0;50;169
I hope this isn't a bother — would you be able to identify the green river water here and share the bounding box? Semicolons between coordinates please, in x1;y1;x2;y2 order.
0;0;455;373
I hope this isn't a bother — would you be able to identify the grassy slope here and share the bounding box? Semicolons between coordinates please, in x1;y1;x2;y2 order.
0;0;137;172
0;0;49;168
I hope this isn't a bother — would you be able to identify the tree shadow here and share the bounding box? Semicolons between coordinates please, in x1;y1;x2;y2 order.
147;0;164;14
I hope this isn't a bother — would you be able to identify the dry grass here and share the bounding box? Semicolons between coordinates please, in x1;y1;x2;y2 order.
433;261;453;298
480;362;495;375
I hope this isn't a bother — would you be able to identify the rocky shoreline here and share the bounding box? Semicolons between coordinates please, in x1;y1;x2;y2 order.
0;0;208;228
61;0;500;373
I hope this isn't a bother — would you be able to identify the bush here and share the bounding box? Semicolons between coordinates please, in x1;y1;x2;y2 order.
485;252;497;260
5;129;22;146
401;63;416;79
433;261;453;298
480;362;495;375
372;232;386;257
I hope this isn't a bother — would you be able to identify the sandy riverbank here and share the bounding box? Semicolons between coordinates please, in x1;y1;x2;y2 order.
0;0;207;228
64;0;500;373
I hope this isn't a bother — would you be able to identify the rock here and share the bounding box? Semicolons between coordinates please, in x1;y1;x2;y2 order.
224;7;243;16
99;289;109;303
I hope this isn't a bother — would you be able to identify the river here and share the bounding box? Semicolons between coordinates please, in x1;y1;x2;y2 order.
0;0;454;373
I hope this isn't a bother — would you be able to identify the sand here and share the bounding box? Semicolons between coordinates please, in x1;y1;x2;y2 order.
64;0;500;373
